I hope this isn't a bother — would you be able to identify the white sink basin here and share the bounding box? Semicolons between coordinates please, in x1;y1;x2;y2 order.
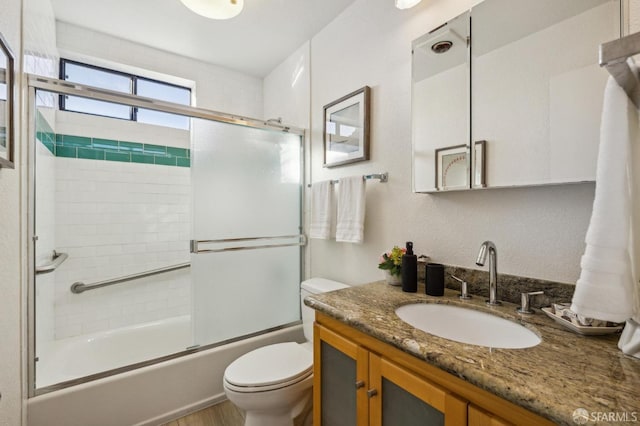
395;303;541;349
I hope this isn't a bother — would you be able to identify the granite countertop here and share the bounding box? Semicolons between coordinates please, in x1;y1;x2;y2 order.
304;281;640;425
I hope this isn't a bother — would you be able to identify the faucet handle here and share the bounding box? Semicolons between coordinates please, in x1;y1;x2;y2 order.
451;275;472;300
516;291;544;314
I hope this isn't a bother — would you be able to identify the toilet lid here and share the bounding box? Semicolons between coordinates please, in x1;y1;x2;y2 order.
224;342;313;388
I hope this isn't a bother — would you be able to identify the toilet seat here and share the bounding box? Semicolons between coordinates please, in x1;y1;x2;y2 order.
224;342;313;393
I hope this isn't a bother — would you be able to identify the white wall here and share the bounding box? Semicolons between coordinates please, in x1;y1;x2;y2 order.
0;0;23;423
56;22;264;119
23;0;58;77
265;0;615;286
308;0;600;285
263;41;311;130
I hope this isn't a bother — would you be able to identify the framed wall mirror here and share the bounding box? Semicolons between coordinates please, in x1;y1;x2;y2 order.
0;32;15;169
323;86;370;168
411;0;620;192
412;12;469;191
471;0;619;188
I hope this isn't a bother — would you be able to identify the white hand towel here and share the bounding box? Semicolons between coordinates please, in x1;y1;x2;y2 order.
336;176;366;243
571;73;639;325
309;181;333;240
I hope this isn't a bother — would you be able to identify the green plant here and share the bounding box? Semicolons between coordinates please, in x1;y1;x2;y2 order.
378;246;406;277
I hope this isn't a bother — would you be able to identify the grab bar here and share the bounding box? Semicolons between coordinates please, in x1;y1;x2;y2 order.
35;251;69;275
70;262;190;294
191;234;306;254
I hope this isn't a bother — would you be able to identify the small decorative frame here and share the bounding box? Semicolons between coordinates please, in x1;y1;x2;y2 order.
472;140;486;188
435;144;469;191
323;86;370;168
0;32;15;169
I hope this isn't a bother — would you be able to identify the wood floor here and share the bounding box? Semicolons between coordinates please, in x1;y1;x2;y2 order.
163;400;245;426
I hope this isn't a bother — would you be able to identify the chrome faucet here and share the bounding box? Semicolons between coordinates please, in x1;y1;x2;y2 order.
476;241;500;306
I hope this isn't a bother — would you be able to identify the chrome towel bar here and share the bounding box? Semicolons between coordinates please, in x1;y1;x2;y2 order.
35;250;69;275
600;31;640;108
71;262;191;294
306;172;388;187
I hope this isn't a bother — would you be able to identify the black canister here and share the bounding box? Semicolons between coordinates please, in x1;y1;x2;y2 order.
426;263;445;296
401;242;418;293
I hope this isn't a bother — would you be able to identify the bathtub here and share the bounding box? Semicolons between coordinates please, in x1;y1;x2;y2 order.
36;315;193;388
28;319;304;426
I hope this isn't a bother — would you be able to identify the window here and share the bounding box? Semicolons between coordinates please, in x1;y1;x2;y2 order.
60;59;191;130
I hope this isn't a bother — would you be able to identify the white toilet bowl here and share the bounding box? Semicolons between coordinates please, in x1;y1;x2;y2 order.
223;278;348;426
223;342;313;426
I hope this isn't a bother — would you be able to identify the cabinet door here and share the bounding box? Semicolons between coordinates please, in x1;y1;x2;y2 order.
369;355;467;426
468;405;513;426
315;324;369;426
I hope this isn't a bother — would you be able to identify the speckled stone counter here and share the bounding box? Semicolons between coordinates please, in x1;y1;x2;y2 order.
305;281;640;425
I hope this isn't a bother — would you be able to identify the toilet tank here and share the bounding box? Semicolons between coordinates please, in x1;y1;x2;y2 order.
300;278;349;342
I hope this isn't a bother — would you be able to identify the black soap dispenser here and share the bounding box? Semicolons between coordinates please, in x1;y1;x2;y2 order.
401;242;418;293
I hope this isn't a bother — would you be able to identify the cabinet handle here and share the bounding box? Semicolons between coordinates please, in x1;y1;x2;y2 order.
367;388;378;398
355;380;365;389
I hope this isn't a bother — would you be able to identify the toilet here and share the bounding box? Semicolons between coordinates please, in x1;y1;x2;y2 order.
223;278;348;426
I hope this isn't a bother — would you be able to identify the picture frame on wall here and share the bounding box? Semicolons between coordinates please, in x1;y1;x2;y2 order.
0;32;15;169
323;86;370;168
435;144;469;191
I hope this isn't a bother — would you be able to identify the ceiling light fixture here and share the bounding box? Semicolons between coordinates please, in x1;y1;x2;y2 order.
179;0;244;20
395;0;422;9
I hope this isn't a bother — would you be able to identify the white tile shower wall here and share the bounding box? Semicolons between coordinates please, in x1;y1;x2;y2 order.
35;125;57;349
54;158;191;339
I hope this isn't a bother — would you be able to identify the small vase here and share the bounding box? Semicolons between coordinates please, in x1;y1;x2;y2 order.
384;271;402;286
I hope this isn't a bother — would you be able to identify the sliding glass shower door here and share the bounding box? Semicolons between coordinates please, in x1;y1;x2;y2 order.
29;77;304;394
190;118;303;347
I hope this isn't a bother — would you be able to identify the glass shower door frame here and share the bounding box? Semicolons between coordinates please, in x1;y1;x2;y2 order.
26;74;306;397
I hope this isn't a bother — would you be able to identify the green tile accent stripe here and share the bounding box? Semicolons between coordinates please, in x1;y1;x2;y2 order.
177;157;191;167
105;151;131;162
40;132;191;168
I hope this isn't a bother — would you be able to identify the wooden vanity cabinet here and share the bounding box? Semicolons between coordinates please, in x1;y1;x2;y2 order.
468;405;512;426
314;323;466;426
313;312;552;426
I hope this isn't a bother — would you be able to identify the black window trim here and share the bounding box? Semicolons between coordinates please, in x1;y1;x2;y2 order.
59;58;192;125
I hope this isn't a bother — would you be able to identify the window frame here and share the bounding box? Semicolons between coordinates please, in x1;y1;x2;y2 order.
59;59;192;126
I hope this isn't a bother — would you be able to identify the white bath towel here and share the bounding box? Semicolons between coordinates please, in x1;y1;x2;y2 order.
309;181;333;240
571;73;639;325
336;176;366;243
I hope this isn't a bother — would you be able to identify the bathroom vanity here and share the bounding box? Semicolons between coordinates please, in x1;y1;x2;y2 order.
305;282;640;425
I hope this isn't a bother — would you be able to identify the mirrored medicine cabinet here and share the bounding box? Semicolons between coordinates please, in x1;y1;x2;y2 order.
412;0;621;193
